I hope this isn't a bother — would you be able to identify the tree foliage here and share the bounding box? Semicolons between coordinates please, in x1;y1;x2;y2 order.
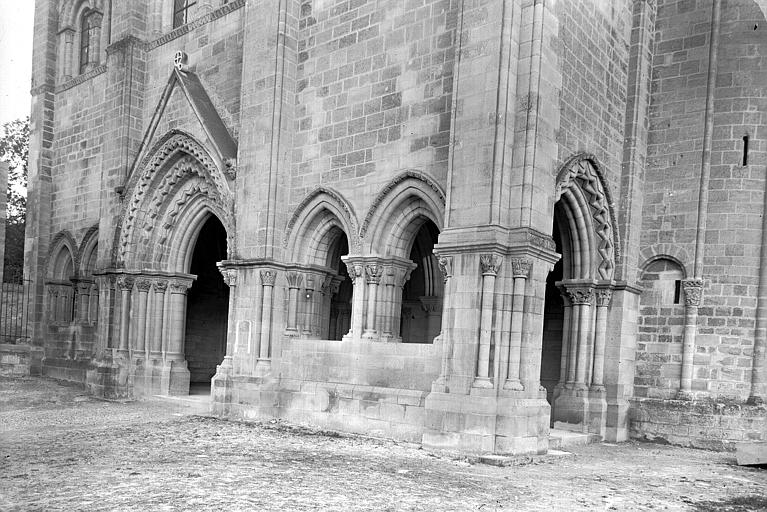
0;117;29;282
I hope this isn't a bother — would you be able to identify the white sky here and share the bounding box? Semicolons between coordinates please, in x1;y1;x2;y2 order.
0;1;34;125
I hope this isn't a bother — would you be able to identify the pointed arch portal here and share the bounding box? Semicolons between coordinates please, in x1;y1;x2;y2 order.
542;154;618;429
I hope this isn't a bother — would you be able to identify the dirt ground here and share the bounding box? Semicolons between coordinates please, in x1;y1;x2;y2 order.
2;377;767;511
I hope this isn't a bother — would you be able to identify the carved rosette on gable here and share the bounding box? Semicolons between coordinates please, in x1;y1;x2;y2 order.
116;131;236;271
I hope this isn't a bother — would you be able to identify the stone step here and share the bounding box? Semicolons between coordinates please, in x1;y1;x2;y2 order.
549;428;597;450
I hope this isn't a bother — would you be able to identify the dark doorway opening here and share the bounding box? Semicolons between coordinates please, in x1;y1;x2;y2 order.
184;215;229;389
401;219;442;343
328;232;351;340
541;216;564;409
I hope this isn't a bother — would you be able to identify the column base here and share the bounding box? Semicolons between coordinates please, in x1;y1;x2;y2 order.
605;397;631;442
85;355;132;399
132;358;153;397
503;379;524;391
361;330;379;341
587;388;607;436
254;358;272;377
211;362;234;416
553;387;590;432
472;377;493;389
159;359;190;396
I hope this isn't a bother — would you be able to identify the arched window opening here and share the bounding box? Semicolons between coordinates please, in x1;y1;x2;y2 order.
634;258;686;399
79;10;102;74
327;232;351;340
173;0;197;28
77;239;99;325
47;246;76;324
400;219;442;344
184;215;229;392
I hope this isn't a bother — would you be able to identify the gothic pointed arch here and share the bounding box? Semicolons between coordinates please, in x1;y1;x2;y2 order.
115;130;234;270
284;186;360;266
554;154;619;281
77;223;99;274
47;230;79;279
361;171;445;256
59;0;106;29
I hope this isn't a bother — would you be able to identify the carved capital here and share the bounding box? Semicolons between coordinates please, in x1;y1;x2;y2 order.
566;285;594;305
682;278;704;307
117;276;135;291
365;264;384;285
345;262;364;284
136;278;152;292
479;254;501;276
436;255;453;283
76;281;92;293
260;270;277;286
169;280;192;294
510;257;532;278
153;279;169;292
321;275;333;295
219;268;237;287
595;288;612;307
285;271;303;289
397;266;414;288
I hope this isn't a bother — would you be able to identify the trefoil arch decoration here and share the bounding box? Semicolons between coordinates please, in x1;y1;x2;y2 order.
46;230;79;279
555;153;619;280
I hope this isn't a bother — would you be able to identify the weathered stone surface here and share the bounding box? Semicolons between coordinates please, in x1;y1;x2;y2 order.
20;0;767;456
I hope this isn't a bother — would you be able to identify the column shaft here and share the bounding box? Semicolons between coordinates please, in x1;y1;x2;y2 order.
118;277;134;354
679;279;703;396
475;254;500;387
505;271;527;390
591;289;611;390
151;280;168;358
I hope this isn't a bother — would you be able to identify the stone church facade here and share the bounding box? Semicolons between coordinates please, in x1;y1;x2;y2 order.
23;0;767;454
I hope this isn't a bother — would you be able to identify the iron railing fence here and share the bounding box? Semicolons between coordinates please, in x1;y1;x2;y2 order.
0;279;32;344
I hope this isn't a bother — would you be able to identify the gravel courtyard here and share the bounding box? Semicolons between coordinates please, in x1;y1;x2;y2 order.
1;377;767;511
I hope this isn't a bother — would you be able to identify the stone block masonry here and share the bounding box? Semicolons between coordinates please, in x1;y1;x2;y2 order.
19;0;767;457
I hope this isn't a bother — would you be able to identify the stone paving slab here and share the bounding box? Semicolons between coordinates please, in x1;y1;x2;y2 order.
2;377;767;511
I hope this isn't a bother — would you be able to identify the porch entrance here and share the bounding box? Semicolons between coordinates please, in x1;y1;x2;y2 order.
183;215;229;393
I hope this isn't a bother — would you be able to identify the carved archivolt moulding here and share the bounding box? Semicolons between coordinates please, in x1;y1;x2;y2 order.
118;132;234;268
556;154;619;281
